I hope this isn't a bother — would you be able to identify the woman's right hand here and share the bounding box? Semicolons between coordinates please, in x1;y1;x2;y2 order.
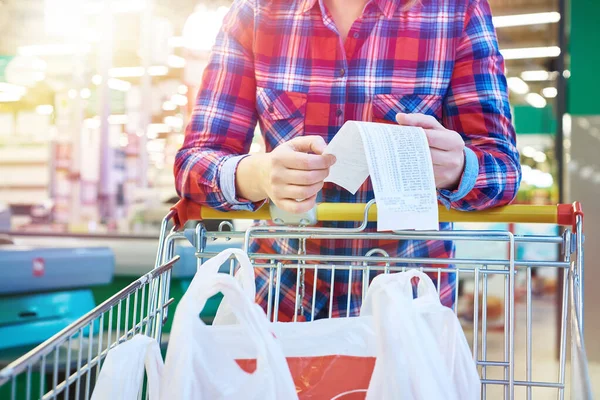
237;136;336;214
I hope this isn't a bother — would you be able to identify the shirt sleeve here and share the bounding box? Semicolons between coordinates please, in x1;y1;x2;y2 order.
173;0;264;212
441;0;522;211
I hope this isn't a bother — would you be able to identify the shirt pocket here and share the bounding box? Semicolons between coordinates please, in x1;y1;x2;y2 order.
372;93;443;124
256;86;307;148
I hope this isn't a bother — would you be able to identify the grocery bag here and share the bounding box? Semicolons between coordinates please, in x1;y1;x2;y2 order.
91;334;163;400
160;249;297;400
362;270;481;400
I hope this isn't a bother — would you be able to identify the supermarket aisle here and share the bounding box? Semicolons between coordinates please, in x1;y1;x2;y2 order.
464;295;600;399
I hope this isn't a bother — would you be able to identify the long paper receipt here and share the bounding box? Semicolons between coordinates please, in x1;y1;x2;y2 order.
324;121;439;231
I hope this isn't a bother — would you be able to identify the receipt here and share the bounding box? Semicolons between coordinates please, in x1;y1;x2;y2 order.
324;121;439;231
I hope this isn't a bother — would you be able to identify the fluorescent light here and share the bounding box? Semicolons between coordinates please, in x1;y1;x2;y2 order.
501;46;560;60
91;76;131;92
171;94;188;106
168;55;186;69
525;93;547;108
147;123;171;139
0;93;21;102
164;116;183;130
162;101;177;111
36;105;54;115
0;83;27;96
109;66;169;78
507;77;529;95
520;70;558;81
18;43;91;56
108;114;129;125
533;151;547;163
80;88;92;99
169;36;185;48
178;85;188;95
493;12;560;28
542;87;558;98
149;66;169;76
522;146;537;158
108;78;131;92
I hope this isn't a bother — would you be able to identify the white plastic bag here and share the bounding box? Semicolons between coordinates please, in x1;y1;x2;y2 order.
362;270;480;400
160;249;297;400
91;334;163;400
209;248;256;325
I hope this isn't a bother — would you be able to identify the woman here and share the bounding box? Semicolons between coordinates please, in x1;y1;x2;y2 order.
175;0;521;321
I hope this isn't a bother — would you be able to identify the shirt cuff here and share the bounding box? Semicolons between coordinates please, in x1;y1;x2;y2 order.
220;155;265;211
437;147;479;209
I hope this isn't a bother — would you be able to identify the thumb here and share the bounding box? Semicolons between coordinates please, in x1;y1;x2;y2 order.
287;135;328;154
396;113;444;130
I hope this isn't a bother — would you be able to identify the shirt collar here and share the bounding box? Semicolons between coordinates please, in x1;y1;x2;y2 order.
299;0;403;19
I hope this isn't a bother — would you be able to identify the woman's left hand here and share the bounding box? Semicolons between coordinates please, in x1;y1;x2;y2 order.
395;112;466;191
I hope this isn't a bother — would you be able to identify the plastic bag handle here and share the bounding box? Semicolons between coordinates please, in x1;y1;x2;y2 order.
197;248;256;300
361;270;440;317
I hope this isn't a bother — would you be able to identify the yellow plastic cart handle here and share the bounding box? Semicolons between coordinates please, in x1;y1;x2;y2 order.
171;199;583;230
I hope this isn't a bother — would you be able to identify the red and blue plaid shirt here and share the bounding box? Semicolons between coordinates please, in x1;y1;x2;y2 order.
175;0;521;321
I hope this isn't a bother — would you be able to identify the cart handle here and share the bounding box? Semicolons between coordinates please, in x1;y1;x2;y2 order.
170;199;583;231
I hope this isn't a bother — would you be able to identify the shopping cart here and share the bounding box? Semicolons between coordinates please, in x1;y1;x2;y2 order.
0;200;592;399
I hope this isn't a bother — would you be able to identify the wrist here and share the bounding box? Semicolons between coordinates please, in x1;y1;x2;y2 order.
236;153;270;202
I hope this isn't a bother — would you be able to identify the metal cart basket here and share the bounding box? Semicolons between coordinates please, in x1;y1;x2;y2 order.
0;200;592;399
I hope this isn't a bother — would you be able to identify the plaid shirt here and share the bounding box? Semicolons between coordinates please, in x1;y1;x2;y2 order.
175;0;521;321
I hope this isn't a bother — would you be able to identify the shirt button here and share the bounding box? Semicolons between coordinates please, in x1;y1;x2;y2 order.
353;32;359;39
267;105;274;113
336;108;343;117
339;68;345;77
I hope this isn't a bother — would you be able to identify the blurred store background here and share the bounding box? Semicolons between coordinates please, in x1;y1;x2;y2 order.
0;0;600;398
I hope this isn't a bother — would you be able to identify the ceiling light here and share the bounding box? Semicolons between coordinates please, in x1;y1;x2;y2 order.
36;105;54;115
108;78;131;92
169;36;185;48
0;83;27;96
493;12;560;28
178;85;188;95
533;151;547;163
108;115;129;125
162;101;177;111
542;87;558;98
164;116;183;130
520;70;558;81
171;94;188;106
500;46;560;60
168;55;186;69
17;44;91;57
522;146;537;158
525;93;547;108
0;93;22;102
507;77;529;95
109;66;169;78
80;88;92;99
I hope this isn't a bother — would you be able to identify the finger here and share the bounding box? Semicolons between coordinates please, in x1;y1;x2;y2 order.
424;129;464;151
287;135;328;154
277;195;318;214
278;182;324;200
276;168;330;186
282;152;336;170
396;113;445;130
